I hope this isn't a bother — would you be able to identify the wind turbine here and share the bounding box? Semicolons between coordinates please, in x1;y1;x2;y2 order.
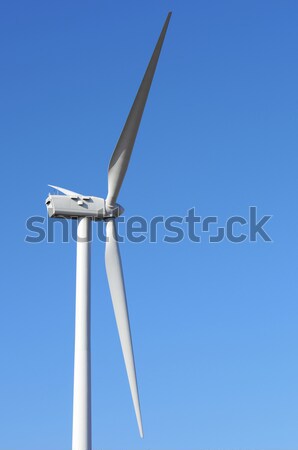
45;12;171;450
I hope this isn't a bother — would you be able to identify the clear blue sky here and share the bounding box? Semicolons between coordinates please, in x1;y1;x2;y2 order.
1;1;298;449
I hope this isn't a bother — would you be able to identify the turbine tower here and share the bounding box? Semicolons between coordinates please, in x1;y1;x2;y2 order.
45;12;171;450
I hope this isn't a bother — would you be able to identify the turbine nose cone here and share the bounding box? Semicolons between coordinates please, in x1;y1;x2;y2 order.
116;204;125;216
104;202;124;218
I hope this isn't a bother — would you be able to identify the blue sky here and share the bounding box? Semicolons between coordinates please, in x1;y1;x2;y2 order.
1;1;298;449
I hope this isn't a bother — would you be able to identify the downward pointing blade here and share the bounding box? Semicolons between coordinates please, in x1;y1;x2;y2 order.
106;12;172;208
105;219;144;438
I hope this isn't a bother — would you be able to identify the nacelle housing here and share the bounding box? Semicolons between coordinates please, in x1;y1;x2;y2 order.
45;194;123;220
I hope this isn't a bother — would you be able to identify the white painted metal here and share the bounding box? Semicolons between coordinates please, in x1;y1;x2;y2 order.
46;192;124;220
45;194;106;220
105;219;144;438
72;217;92;450
106;12;172;209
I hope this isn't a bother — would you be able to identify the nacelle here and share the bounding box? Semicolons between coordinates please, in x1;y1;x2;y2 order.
45;194;124;220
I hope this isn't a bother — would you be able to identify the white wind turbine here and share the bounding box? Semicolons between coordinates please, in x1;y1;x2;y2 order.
45;12;171;450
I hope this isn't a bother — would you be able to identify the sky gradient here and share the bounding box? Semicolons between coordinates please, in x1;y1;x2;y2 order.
0;1;298;449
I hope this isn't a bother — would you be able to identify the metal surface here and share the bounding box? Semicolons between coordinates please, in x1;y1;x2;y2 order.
72;217;92;450
106;12;172;209
105;219;143;437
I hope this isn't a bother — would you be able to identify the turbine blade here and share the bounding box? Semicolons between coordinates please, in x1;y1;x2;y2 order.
48;185;83;198
105;219;144;438
106;12;172;208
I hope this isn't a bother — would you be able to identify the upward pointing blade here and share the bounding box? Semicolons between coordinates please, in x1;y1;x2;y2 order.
106;12;172;208
105;219;144;438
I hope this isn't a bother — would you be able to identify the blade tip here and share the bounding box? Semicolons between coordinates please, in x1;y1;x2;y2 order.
166;12;172;23
137;417;144;438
